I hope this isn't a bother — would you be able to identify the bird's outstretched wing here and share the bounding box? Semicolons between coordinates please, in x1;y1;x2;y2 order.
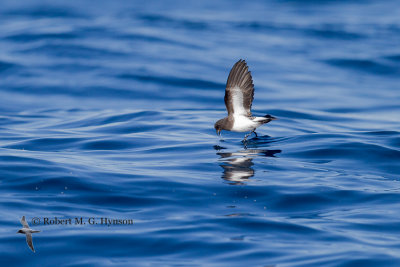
20;216;29;229
224;59;254;117
26;233;35;252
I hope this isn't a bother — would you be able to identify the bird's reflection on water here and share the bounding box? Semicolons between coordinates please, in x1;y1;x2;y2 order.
214;140;281;185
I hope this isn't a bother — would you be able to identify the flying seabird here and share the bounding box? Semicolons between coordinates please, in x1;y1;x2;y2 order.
214;59;276;141
17;216;40;253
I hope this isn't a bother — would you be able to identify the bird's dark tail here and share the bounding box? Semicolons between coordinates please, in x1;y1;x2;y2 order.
263;114;277;123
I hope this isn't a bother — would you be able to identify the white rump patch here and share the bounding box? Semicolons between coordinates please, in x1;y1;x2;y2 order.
231;115;259;132
253;117;267;122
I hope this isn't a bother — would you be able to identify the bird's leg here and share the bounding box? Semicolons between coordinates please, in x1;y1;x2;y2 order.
252;131;258;137
242;132;251;142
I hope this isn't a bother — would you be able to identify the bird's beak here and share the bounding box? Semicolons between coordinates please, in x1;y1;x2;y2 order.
216;129;221;136
270;116;277;120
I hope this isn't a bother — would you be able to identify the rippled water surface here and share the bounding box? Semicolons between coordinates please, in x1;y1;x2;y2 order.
1;0;400;266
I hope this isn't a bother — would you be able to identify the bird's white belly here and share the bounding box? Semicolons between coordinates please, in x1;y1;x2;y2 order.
231;116;258;132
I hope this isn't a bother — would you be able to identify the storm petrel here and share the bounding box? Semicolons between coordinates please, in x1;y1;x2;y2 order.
214;59;276;141
17;216;40;252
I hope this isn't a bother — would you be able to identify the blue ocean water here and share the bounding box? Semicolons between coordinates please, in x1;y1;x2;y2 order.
1;0;400;266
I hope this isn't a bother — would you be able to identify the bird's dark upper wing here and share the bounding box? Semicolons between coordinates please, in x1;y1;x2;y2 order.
26;233;35;252
224;59;254;116
20;216;29;229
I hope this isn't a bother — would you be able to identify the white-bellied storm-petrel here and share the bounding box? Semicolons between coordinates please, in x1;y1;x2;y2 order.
17;216;40;252
214;59;276;141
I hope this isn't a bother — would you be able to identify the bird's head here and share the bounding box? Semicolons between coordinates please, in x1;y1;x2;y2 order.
17;229;23;234
214;120;223;136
